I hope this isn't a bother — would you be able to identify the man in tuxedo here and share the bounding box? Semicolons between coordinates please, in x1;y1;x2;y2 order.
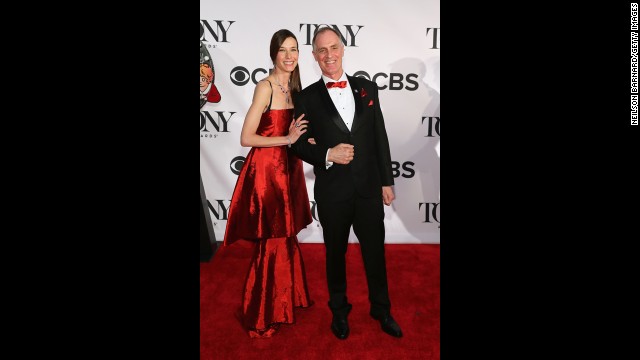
291;27;402;340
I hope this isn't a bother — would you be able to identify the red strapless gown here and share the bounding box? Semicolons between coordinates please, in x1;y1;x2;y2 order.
223;108;313;338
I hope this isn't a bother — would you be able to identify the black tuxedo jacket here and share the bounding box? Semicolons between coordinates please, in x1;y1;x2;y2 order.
292;75;394;203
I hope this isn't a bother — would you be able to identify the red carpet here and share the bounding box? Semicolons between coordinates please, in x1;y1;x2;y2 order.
201;241;440;359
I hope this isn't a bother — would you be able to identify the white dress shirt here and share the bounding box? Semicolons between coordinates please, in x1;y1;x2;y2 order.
323;73;355;130
323;72;355;168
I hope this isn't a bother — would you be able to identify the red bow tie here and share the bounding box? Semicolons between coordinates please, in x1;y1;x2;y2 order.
326;81;347;89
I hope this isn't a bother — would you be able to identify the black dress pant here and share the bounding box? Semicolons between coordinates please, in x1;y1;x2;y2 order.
317;193;391;318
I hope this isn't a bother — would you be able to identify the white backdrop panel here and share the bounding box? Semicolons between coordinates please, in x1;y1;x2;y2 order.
200;0;440;243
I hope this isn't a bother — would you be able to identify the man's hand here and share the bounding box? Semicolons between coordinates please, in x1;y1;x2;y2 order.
382;186;395;206
328;143;354;164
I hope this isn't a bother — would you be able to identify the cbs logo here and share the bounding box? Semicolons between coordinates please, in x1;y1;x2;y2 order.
353;71;419;91
230;66;268;86
391;161;415;178
230;156;245;175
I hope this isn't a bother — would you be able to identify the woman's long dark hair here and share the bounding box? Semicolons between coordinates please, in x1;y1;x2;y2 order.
270;29;301;95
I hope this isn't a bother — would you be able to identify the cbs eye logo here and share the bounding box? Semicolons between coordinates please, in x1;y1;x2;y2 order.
230;66;268;86
230;156;246;175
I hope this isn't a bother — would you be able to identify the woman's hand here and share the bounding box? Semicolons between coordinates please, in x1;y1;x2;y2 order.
287;113;309;144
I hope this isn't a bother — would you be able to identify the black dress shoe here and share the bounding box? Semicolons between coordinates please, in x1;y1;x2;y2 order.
372;314;403;338
331;315;349;340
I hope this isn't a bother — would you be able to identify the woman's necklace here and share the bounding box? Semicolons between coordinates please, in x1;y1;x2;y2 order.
275;77;291;105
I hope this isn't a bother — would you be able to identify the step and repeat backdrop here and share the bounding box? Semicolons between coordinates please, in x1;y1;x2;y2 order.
200;0;439;244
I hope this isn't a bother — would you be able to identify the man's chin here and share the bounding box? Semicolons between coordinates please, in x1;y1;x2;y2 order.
322;69;342;78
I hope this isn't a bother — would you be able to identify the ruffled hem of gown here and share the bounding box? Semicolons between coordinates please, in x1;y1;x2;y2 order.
242;236;312;338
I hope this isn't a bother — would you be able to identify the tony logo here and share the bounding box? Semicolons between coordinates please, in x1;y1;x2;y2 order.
200;41;221;108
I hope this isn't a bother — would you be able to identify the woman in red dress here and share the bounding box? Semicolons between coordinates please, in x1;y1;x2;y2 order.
223;29;313;338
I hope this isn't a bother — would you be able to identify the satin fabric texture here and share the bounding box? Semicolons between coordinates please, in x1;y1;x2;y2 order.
223;108;313;337
223;109;312;245
243;236;311;338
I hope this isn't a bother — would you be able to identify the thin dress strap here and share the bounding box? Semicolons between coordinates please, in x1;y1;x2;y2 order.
264;80;273;111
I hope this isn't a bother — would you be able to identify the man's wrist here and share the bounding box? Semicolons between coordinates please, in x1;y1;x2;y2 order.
325;149;333;167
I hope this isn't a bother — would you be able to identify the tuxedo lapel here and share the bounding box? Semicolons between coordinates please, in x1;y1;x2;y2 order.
348;76;364;134
315;78;350;134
